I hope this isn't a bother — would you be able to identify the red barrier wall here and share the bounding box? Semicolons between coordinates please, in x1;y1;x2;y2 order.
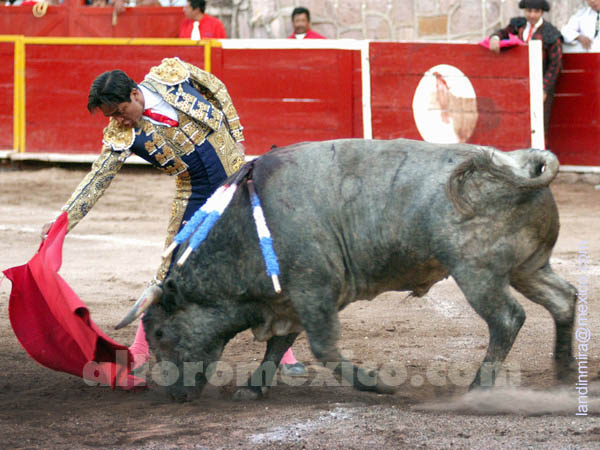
0;5;69;37
24;44;205;154
218;48;362;153
71;7;181;38
2;39;598;165
19;44;360;156
0;42;15;150
548;53;600;166
370;42;531;150
0;4;181;38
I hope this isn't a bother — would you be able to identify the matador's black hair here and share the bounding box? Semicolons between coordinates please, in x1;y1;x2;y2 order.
87;70;137;113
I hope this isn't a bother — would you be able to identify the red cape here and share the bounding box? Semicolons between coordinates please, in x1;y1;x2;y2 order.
3;213;142;389
479;33;524;49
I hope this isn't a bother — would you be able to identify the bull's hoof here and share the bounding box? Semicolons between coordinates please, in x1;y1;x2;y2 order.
374;379;397;395
555;359;577;384
354;370;397;394
468;382;493;391
232;386;265;401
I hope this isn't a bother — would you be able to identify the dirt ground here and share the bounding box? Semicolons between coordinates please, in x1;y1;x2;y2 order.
0;162;599;449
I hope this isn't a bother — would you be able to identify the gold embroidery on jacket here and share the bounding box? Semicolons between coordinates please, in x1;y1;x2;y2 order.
184;62;245;143
61;145;126;232
144;81;224;134
145;57;189;86
157;174;192;281
102;118;135;151
207;130;244;176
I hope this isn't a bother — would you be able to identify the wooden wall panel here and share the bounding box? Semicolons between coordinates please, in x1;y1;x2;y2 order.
219;49;360;155
370;42;531;151
0;6;69;37
548;53;600;166
70;7;181;38
24;45;206;154
0;5;181;38
0;39;597;166
0;43;14;150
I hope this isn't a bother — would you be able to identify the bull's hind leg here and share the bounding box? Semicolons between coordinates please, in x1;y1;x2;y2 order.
511;263;577;380
453;271;526;389
232;333;299;401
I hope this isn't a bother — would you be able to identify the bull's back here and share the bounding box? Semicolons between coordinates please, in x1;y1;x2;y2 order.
255;138;466;214
252;139;473;295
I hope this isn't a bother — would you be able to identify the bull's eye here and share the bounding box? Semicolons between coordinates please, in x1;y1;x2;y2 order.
155;329;164;339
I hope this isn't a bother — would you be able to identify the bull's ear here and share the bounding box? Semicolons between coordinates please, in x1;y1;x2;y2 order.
162;278;183;313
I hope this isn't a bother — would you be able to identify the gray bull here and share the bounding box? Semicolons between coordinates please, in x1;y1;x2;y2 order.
128;138;577;402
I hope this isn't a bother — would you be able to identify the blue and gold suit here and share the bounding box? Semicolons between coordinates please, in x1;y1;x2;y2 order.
61;57;245;280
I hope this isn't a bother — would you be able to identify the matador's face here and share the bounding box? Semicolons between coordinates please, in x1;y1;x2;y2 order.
523;8;543;26
99;87;145;128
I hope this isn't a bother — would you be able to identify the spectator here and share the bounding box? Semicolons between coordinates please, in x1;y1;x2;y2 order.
89;0;107;6
179;0;226;40
488;0;562;133
561;0;600;51
288;6;326;39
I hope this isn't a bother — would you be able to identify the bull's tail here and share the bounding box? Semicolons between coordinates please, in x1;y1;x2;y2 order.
446;148;559;218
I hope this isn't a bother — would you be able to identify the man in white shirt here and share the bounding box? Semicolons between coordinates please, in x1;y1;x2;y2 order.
561;0;600;51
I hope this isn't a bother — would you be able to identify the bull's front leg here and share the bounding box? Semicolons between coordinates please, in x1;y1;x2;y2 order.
294;293;396;395
232;333;299;401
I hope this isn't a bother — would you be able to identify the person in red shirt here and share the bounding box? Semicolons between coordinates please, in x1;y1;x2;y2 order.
288;6;326;39
179;0;226;40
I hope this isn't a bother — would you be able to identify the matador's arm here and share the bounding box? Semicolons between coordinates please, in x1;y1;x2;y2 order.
61;144;126;233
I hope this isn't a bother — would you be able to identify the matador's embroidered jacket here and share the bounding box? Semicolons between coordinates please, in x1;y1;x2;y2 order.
61;57;245;280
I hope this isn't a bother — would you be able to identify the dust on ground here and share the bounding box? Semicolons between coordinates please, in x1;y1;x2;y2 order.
0;164;599;449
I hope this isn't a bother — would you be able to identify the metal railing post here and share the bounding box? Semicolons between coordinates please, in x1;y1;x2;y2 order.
14;36;26;153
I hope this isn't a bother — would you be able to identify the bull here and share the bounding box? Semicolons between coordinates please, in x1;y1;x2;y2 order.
120;138;577;402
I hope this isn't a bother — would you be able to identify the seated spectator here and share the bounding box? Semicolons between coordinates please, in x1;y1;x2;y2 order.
288;6;326;39
561;0;600;51
89;0;107;6
179;0;226;40
488;0;561;134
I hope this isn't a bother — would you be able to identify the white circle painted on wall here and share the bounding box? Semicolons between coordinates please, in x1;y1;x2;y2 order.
412;64;478;144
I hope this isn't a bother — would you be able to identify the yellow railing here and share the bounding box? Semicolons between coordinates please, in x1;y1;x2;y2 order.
0;36;220;153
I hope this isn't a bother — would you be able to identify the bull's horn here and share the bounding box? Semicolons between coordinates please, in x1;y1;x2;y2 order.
115;284;163;330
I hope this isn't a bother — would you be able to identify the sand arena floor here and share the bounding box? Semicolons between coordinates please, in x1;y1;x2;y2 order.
0;163;599;449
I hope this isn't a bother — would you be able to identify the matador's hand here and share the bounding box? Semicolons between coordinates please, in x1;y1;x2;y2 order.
489;36;501;54
41;220;55;241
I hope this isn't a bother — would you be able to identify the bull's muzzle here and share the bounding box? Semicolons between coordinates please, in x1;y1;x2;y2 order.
115;284;163;329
